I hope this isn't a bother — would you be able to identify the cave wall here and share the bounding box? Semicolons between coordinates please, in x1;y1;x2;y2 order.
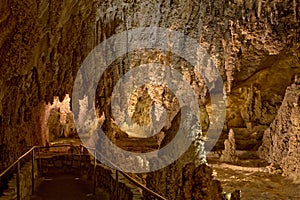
91;0;300;147
0;0;99;170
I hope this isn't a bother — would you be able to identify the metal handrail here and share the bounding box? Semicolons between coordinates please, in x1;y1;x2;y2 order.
83;145;167;200
0;146;35;178
0;146;37;200
0;144;167;200
119;171;167;200
0;144;80;200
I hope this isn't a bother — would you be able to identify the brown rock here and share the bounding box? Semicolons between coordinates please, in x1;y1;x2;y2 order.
258;82;300;177
220;129;238;163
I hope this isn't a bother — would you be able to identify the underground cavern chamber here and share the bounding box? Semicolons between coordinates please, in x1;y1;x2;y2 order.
0;0;300;199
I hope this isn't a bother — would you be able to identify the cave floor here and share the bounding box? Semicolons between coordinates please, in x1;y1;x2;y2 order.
29;175;110;200
47;138;300;199
208;158;300;200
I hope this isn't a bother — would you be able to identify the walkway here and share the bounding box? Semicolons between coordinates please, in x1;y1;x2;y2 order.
30;175;109;200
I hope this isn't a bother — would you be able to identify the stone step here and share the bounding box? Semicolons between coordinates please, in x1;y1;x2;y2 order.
205;137;259;151
1;161;37;200
8;177;17;187
115;137;159;153
207;150;259;160
0;194;17;200
2;188;16;196
112;172;143;199
104;164;144;199
0;195;13;200
206;127;265;140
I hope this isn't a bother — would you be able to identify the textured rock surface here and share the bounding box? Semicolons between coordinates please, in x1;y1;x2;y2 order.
47;95;76;142
258;78;300;178
0;161;38;200
220;129;238;163
0;0;98;171
145;162;224;200
144;111;224;199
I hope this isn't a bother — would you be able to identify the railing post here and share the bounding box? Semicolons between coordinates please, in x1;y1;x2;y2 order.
16;161;20;200
0;176;2;197
79;146;82;177
38;148;41;172
116;170;119;200
93;150;96;195
31;148;35;194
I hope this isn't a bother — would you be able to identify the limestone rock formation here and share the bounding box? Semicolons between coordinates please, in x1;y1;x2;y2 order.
47;95;77;142
0;0;99;170
220;129;238;163
258;78;300;178
145;110;223;200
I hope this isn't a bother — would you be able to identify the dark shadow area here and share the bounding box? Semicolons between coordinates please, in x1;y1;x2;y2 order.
30;175;108;200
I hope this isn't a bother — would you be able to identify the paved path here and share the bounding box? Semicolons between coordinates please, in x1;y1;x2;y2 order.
30;175;109;200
